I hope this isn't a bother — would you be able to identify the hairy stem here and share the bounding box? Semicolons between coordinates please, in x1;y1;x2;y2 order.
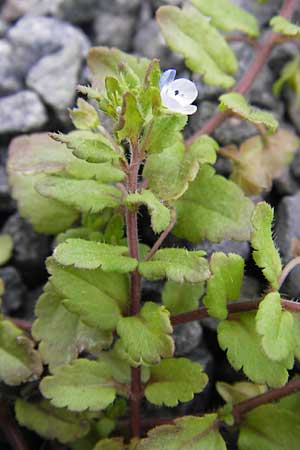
126;142;142;438
0;401;28;450
186;0;297;146
144;213;176;261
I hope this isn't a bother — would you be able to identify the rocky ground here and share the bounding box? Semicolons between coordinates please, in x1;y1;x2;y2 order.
0;0;300;449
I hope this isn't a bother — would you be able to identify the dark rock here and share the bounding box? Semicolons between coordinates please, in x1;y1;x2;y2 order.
0;266;27;314
291;151;300;180
0;166;16;214
286;89;300;134
231;0;282;26
230;40;254;81
273;167;300;197
152;0;183;7
2;213;50;287
93;13;134;51
141;279;163;303
0;40;23;95
214;116;258;146
240;275;261;300
0;91;47;134
190;239;250;262
214;155;233;177
23;285;43;320
249;66;283;113
268;42;300;78
98;0;140;14
28;0;101;24
174;322;203;356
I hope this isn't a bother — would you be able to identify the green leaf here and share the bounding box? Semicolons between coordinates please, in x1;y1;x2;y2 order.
256;291;295;361
157;5;237;88
0;234;13;266
238;403;300;450
36;176;122;214
173;165;254;243
0;319;42;386
251;202;282;289
32;283;113;372
104;214;125;245
92;438;125;450
192;0;259;36
273;56;300;98
54;239;137;272
225;129;299;195
144;136;218;202
47;258;128;331
142;113;187;154
216;381;267;404
40;359;120;412
126;190;170;234
218;312;292;387
162;280;204;314
15;399;90;444
203;252;244;320
270;16;300;37
139;248;210;283
116;302;174;365
145;358;208;407
117;93;143;142
70;98;100;130
293;313;300;360
136;414;226;450
219;93;278;132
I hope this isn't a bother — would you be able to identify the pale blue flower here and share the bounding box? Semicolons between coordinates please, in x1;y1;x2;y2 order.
160;69;198;115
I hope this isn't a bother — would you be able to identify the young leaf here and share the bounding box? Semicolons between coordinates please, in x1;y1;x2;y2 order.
238;404;300;450
116;302;174;365
69;98;100;130
40;359;119;412
92;439;125;450
136;414;226;450
173;165;254;243
0;319;42;386
219;93;278;132
157;5;237;88
142;113;187;154
270;16;300;37
203;252;244;320
47;259;128;331
216;381;267;404
293;313;300;361
218;312;292;388
162;281;204;314
15;399;90;444
117;93;143;142
251;202;282;289
126;190;171;234
54;239;137;272
0;234;13;266
32;283;113;371
35;176;122;214
256;291;295;361
225;129;299;195
145;358;208;407
66;159;125;184
192;0;259;36
273;56;300;98
139;248;210;283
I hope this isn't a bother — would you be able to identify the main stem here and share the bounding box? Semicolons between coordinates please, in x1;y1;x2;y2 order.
126;141;142;438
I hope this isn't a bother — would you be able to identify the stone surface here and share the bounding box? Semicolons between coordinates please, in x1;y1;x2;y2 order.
173;322;203;356
0;166;16;214
98;0;140;14
232;0;282;26
0;91;47;134
0;266;27;314
0;40;23;95
93;13;134;51
190;239;250;262
273;167;300;196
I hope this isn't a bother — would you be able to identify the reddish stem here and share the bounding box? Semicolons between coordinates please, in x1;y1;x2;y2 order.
8;318;32;333
186;0;297;146
144;213;176;261
0;401;28;450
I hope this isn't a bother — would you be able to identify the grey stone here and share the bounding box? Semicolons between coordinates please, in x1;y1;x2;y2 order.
0;90;47;134
249;66;282;112
240;275;261;300
0;40;23;95
97;0;140;14
0;166;16;213
231;0;282;26
152;0;183;8
23;285;43;320
1;0;37;21
7;16;89;111
286;89;300;134
2;213;50;287
26;0;101;24
0;19;8;37
268;42;300;78
173;322;203;356
230;40;254;81
190;239;250;262
192;73;225;102
93;13;134;51
141;279;163;303
273;167;300;196
0;266;27;314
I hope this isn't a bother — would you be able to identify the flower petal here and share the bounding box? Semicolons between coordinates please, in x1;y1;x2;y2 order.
167;79;198;106
159;69;176;89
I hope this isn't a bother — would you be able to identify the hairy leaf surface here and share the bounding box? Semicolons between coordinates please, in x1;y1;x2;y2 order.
270;16;300;37
162;281;204;314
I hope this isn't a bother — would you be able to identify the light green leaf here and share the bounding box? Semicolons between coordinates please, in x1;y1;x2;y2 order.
136;414;226;450
93;439;125;450
144;136;218;202
139;248;210;283
66;159;125;184
256;291;295;361
0;234;13;266
273;56;300;98
36;176;122;214
162;280;204;314
0;319;42;386
117;93;143;142
47;258;128;331
40;359;119;412
126;190;170;234
145;358;208;407
218;312;292;388
142;114;187;154
32;283;113;372
157;5;237;88
203;252;244;320
238;404;300;450
54;239;137;273
15;399;90;444
173;165;254;243
69;98;100;130
293;313;300;361
251;202;282;289
192;0;259;36
104;214;125;245
117;302;174;365
216;381;267;404
219;93;278;132
270;16;300;37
